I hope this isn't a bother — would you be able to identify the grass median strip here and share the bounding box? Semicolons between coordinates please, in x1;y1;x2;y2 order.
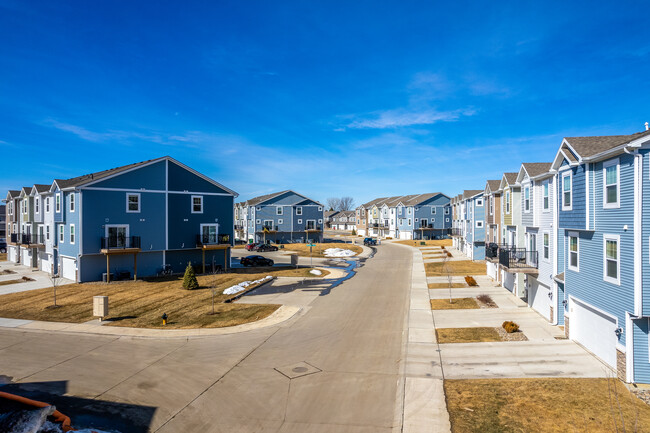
445;378;650;433
0;267;326;329
436;327;503;343
428;282;467;289
425;260;486;276
430;298;479;310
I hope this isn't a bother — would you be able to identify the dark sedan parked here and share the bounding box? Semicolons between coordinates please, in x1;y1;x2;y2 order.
240;255;274;267
255;244;278;252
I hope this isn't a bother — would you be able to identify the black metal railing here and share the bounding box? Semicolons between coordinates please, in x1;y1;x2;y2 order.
101;236;141;250
498;247;538;270
451;227;462;236
234;225;244;230
23;233;45;245
257;225;279;232
370;223;389;229
418;223;434;229
196;234;230;245
10;233;21;244
305;226;322;231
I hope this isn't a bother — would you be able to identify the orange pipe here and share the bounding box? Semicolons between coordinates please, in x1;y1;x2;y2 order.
0;390;73;431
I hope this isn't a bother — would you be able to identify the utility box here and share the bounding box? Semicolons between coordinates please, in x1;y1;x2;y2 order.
93;296;109;320
290;254;299;267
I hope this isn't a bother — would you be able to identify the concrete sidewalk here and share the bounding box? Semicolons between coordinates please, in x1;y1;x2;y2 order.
0;261;74;295
398;243;451;433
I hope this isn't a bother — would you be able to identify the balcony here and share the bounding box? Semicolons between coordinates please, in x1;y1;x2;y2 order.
305;226;323;232
498;247;538;274
485;243;508;262
23;233;45;246
451;228;462;237
234;225;244;231
256;226;279;233
196;234;231;247
100;236;141;253
370;223;389;229
416;223;435;230
10;233;21;245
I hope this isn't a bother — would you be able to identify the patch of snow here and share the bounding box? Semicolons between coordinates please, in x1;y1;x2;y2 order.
309;269;322;276
323;248;357;258
223;276;273;295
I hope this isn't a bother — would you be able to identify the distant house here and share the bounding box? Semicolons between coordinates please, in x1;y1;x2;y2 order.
324;210;339;229
234;191;324;244
356;193;451;240
5;156;237;281
451;190;484;259
330;210;356;231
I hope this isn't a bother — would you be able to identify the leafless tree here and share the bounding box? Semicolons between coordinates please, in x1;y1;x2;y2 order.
50;266;60;307
326;197;341;212
443;255;453;304
339;196;356;211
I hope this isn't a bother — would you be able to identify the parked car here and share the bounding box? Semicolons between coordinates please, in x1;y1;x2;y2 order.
255;244;278;252
0;240;6;253
363;237;377;246
240;255;274;267
245;243;258;251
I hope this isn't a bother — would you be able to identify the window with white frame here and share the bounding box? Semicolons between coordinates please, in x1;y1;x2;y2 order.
445;207;450;215
200;224;219;244
191;195;203;213
69;194;75;212
297;219;302;224
446;218;449;222
476;220;484;228
256;219;261;224
59;225;64;243
70;224;75;244
568;234;579;271
505;191;510;214
256;206;261;211
543;232;549;260
524;186;530;212
562;173;572;210
306;220;316;230
126;193;140;213
431;207;436;214
318;219;322;224
407;208;412;215
603;234;620;284
46;225;50;240
543;182;549;210
489;196;493;215
476;198;483;206
296;206;302;215
318;206;323;211
276;206;283;215
603;159;620;208
46;197;50;212
407;218;412;225
263;220;274;229
56;194;61;212
278;219;283;225
35;197;39;213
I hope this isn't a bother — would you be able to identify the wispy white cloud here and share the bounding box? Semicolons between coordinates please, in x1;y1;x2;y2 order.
345;107;475;129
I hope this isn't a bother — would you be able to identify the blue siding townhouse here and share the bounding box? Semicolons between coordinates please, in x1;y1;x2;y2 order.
550;129;650;383
5;156;237;282
452;190;484;259
234;191;324;244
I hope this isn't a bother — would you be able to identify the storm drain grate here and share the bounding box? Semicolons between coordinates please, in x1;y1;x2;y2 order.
274;361;322;379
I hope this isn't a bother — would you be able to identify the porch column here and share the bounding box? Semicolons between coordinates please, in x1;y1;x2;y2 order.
133;253;137;280
202;249;205;274
106;254;110;283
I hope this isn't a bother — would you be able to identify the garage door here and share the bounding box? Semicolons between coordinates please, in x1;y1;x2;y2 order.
528;279;551;321
61;257;77;281
503;271;515;293
570;298;617;368
8;246;17;262
487;262;497;280
21;249;31;267
40;253;51;273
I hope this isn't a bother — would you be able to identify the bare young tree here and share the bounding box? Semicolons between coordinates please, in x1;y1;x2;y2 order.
339;196;356;211
49;266;60;308
442;255;454;304
326;197;341;212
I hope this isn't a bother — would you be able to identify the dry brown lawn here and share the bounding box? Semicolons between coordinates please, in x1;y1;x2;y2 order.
281;243;362;258
428;282;467;289
0;267;326;329
425;260;486;276
0;253;7;261
445;378;650;433
430;298;479;310
394;239;452;247
0;279;23;286
436;327;503;343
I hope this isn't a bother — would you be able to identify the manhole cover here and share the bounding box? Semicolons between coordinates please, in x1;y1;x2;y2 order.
275;361;321;379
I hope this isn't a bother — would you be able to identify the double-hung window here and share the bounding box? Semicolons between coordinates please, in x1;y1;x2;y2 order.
69;224;75;244
603;234;620;284
524;186;530;212
543;183;549;210
562;173;572;210
46;225;50;241
276;206;283;215
505;191;510;214
543;233;549;260
56;193;61;213
59;225;64;243
191;196;203;213
296;206;302;215
69;194;75;212
46;197;50;212
568;234;579;271
431;207;436;214
126;193;140;213
35;198;39;213
603;159;620;208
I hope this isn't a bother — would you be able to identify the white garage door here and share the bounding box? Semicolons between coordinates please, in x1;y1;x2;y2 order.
503;271;515;293
570;298;617;368
21;249;31;267
8;246;17;262
528;279;551;321
61;257;77;281
40;253;52;273
486;262;497;280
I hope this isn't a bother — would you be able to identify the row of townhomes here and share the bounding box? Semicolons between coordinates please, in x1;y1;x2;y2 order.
234;191;324;244
356;193;451;239
326;210;357;231
452;127;650;385
4;157;237;282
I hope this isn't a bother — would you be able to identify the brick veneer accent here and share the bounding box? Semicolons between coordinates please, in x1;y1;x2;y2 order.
617;349;627;382
564;315;570;338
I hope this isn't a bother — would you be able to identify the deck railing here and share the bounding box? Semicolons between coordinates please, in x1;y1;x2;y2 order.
498;247;538;270
101;236;141;250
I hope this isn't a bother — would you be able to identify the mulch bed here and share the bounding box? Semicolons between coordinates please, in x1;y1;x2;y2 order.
496;326;528;341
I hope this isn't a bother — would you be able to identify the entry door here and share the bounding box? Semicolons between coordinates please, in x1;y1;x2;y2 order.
201;224;218;244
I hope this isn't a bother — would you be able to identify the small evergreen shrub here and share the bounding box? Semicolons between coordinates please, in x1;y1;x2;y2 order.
465;276;478;286
351;228;357;236
502;321;519;333
182;261;199;290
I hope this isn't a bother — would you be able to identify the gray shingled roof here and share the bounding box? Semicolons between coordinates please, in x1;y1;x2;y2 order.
522;163;552;178
565;129;650;158
362;193;445;209
54;157;166;189
243;190;323;207
503;172;518;184
463;190;482;199
33;184;51;194
486;180;501;192
7;190;20;199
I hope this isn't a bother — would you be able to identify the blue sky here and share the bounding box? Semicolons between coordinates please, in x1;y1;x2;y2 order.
1;1;649;206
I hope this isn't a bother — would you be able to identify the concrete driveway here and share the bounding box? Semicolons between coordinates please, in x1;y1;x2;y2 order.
0;260;74;295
